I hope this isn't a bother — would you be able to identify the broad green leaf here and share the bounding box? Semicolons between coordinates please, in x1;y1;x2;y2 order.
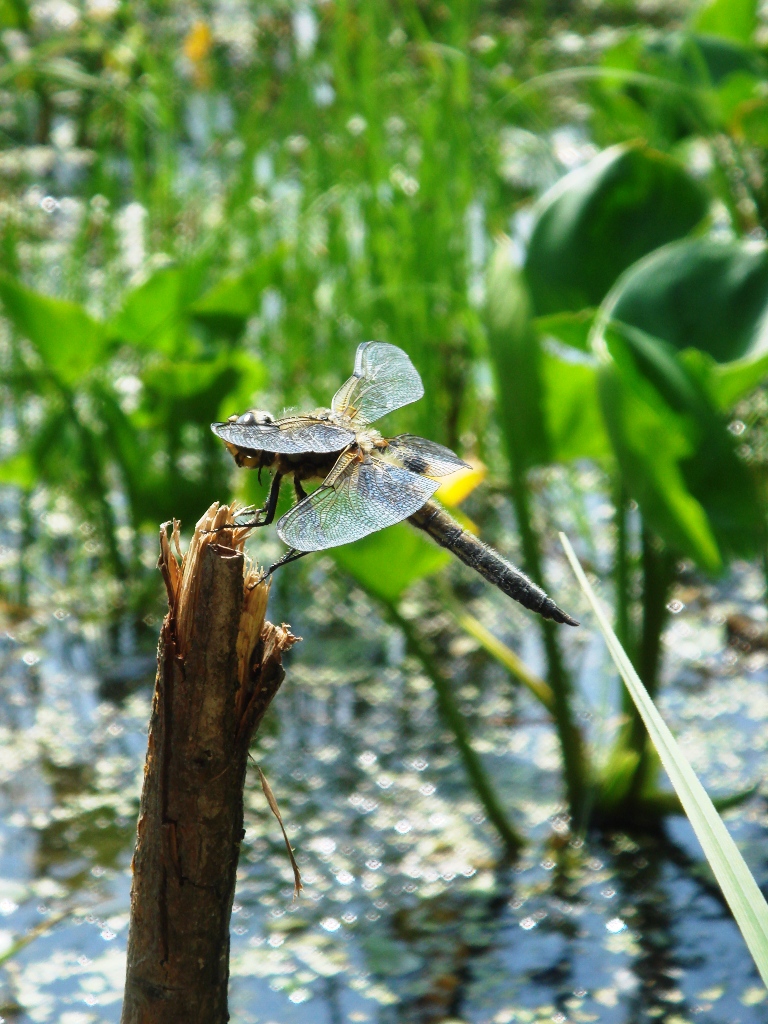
713;71;764;126
0;275;107;386
597;322;761;565
534;309;596;352
605;238;768;364
142;356;234;401
487;244;611;469
561;534;768;991
736;98;768;145
191;251;284;338
693;0;757;44
486;242;549;471
140;351;264;426
679;348;768;411
691;33;765;84
541;350;611;462
95;380;235;527
598;344;722;572
214;351;268;421
190;274;255;339
645;30;765;87
711;354;768;408
332;522;450;603
110;263;208;355
525;144;707;315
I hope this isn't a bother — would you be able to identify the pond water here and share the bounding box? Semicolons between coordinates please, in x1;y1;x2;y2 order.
0;517;767;1024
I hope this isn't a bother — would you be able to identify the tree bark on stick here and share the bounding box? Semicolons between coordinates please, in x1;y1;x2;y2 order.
121;503;298;1024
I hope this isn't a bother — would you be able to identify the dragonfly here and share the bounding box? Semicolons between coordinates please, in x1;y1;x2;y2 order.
211;342;577;626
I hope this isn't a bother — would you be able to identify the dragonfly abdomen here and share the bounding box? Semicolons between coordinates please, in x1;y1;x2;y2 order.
408;501;579;627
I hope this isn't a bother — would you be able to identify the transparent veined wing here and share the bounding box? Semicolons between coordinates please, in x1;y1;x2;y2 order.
385;435;470;477
211;416;355;454
276;453;438;551
331;342;424;425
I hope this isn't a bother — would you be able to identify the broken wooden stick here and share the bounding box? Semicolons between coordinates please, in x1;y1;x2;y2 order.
121;502;299;1024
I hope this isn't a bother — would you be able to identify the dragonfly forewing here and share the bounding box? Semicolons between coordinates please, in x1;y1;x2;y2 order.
211;416;355;454
331;342;424;425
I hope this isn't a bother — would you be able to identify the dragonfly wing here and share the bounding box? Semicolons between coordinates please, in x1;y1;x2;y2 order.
331;342;424;425
385;434;470;477
277;454;439;551
211;416;355;454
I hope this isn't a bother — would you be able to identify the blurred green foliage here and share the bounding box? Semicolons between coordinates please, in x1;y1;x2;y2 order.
1;0;767;827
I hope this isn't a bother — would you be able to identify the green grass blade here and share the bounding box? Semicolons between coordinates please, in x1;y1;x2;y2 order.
560;532;768;987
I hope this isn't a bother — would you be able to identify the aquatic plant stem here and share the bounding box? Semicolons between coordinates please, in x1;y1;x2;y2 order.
613;480;632;655
385;602;524;858
62;389;128;583
626;528;675;796
17;487;32;608
447;600;557;714
603;524;676;815
509;466;590;826
121;504;298;1024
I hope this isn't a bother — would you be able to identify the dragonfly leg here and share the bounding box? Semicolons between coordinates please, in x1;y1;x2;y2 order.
205;473;283;534
262;547;310;580
294;476;308;502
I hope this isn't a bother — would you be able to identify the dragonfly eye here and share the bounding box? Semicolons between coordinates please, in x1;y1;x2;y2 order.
236;410;275;426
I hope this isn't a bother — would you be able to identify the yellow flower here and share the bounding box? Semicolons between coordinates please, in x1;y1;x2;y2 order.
435;457;487;508
184;21;213;64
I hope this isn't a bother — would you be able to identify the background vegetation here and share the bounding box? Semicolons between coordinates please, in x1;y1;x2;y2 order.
1;0;768;1019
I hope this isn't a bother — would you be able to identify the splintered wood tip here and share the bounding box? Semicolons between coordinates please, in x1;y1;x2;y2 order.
159;501;271;661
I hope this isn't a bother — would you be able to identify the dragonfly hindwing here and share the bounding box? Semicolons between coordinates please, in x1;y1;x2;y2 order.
277;455;439;551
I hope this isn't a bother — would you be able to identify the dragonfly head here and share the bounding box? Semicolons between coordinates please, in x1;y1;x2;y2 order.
227;410;275;426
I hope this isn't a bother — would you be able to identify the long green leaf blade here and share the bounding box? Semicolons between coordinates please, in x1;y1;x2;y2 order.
560;532;768;987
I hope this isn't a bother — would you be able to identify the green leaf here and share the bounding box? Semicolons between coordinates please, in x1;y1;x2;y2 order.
598;339;722;572
541;349;611;462
736;98;768;146
691;33;765;84
713;71;764;126
110;263;208;355
525;144;707;315
693;0;757;44
646;31;765;87
214;351;268;421
561;533;768;991
141;351;265;426
486;245;611;468
190;251;284;338
332;522;450;603
0;0;28;28
679;348;768;411
597;322;762;565
605;237;768;364
534;309;596;352
485;242;550;471
0;275;107;386
594;237;767;563
0;451;36;488
190;274;254;338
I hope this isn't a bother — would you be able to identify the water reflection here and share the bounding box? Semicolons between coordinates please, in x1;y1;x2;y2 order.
0;554;766;1022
